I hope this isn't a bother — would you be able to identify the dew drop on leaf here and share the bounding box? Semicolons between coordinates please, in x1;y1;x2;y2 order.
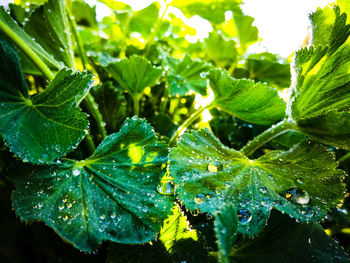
296;178;304;184
156;181;174;195
237;209;252;224
259;186;267;193
282;188;310;205
207;161;223;173
194;194;206;205
302;207;315;218
72;168;81;176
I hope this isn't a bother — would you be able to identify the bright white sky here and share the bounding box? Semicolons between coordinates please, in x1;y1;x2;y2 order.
1;0;334;57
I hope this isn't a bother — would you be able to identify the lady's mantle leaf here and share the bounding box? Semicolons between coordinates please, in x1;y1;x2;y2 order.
291;6;350;149
0;38;92;163
24;0;75;67
166;55;211;96
214;204;237;263
170;129;345;236
208;69;286;125
12;117;173;252
105;55;163;98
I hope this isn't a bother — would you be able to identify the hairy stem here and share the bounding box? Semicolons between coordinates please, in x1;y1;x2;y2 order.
0;20;55;81
169;104;214;146
133;95;141;116
240;118;297;156
84;133;96;154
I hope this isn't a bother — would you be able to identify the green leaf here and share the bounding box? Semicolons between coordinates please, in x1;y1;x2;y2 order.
96;0;131;11
171;0;241;24
72;0;98;28
0;6;62;70
166;55;211;96
230;211;349;263
12;117;173;252
291;6;350;149
0;37;92;163
208;69;286;125
246;52;291;88
24;0;75;67
170;129;345;236
232;14;258;53
105;55;163;98
214;204;237;263
204;32;238;68
159;205;198;252
129;2;160;37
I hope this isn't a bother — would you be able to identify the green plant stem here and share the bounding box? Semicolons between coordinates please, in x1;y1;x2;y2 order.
0;20;55;81
160;85;169;114
66;5;107;140
240;119;297;156
133;95;141;115
84;132;96;154
339;152;350;164
169;104;214;146
144;3;169;57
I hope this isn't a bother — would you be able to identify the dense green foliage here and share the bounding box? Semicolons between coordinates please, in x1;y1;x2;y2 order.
0;0;350;262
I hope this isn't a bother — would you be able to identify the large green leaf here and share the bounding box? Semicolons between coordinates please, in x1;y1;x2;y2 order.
171;0;241;24
0;6;62;70
204;32;238;68
166;55;211;96
12;117;173;252
72;0;98;28
128;2;160;37
208;69;286;125
291;6;350;149
230;212;349;263
232;14;258;53
0;37;92;163
170;129;345;236
24;0;75;67
214;204;237;263
105;55;163;98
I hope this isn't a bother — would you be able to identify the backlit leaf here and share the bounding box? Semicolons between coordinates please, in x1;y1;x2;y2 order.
12;117;173;252
0;37;92;163
208;69;286;125
170;129;345;236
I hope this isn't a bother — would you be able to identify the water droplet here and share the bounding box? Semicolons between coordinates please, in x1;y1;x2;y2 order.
67;203;73;209
194;194;205;205
99;214;106;220
225;181;231;187
259;186;267;193
207;161;223;173
111;212;116;219
302;207;314;218
58;205;64;211
237;209;252;224
282;188;310;205
63;215;69;222
261;197;272;207
142;206;149;213
157;181;174;195
296;178;304;184
72;168;81;176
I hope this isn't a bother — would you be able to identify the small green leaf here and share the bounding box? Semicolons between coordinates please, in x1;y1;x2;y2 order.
12;117;173;252
24;0;75;67
72;0;98;28
232;14;258;53
96;0;131;11
214;204;237;263
129;2;160;37
170;129;345;236
0;6;62;70
291;6;350;149
171;0;241;24
204;32;238;68
166;55;211;96
105;55;163;98
0;37;92;163
208;69;286;125
159;205;198;252
230;212;349;263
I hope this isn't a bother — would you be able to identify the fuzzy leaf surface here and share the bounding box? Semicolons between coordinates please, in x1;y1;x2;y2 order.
170;129;345;236
0;38;92;163
12;117;173;252
208;69;286;125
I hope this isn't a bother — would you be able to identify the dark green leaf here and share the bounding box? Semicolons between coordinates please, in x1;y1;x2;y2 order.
208;69;286;125
24;0;75;67
170;129;345;236
105;55;163;98
291;6;350;149
166;55;211;96
230;212;349;263
0;6;62;70
204;32;238;68
214;204;237;263
0;37;92;163
12;117;173;252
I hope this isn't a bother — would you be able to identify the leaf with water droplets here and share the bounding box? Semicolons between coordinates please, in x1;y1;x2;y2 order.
214;204;238;263
24;0;75;67
290;6;350;149
208;69;286;125
12;117;173;252
170;129;345;236
0;37;92;163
